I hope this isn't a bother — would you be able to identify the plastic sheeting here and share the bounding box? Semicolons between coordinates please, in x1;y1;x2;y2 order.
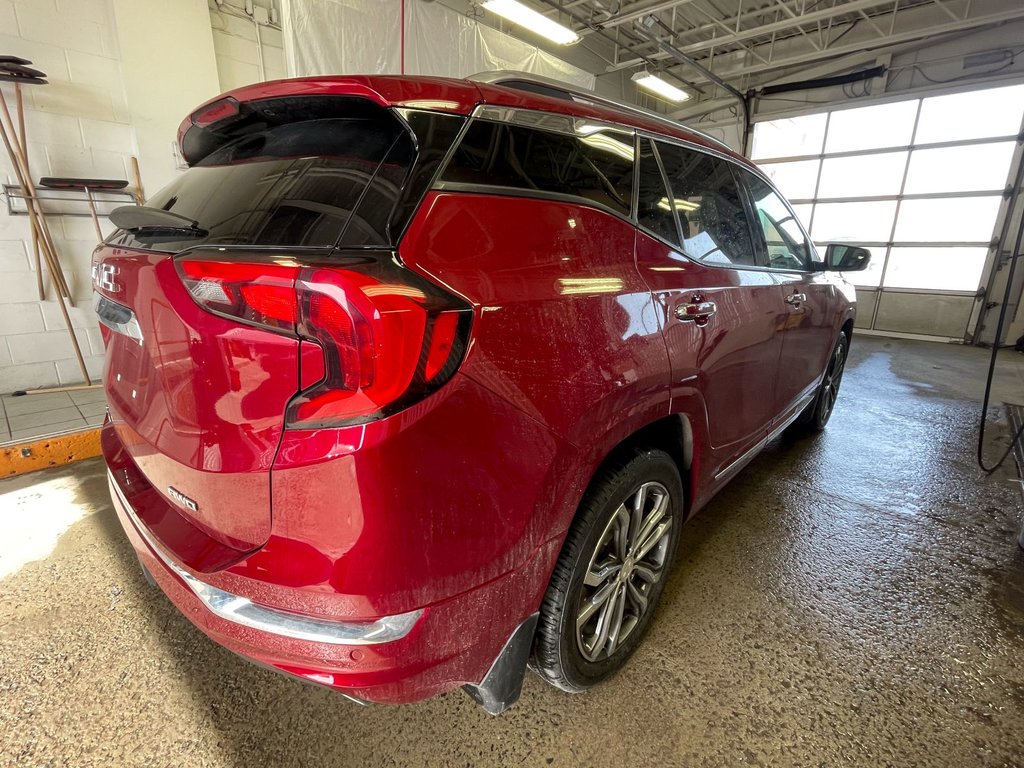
281;0;594;89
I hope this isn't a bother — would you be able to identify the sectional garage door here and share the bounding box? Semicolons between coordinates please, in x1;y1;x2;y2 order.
753;82;1024;340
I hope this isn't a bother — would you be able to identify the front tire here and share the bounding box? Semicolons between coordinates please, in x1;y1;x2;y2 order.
794;332;849;433
532;448;683;692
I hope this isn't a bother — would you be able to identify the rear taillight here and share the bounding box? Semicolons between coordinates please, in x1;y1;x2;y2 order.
178;259;299;332
176;253;471;427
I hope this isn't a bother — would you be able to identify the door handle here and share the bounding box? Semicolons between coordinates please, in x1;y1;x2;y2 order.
675;299;717;323
785;292;807;306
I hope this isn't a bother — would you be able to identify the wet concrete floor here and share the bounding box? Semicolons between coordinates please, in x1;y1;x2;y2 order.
2;335;1024;767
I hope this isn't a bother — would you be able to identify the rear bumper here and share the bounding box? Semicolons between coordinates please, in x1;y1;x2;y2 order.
108;468;558;705
110;471;422;646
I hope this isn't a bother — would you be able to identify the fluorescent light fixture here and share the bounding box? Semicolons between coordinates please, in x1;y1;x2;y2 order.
632;72;690;103
482;0;580;45
657;197;700;212
580;133;635;161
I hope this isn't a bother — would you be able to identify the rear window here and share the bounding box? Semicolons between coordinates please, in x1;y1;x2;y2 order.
107;97;463;252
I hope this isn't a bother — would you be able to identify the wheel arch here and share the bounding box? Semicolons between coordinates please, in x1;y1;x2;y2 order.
578;413;696;523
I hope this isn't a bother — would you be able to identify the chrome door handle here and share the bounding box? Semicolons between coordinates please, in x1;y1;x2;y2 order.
785;292;807;305
675;300;717;322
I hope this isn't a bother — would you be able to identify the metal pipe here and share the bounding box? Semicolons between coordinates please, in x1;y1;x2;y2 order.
632;20;751;154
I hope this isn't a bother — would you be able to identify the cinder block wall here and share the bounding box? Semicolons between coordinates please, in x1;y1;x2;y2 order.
0;0;132;392
0;0;283;394
211;1;286;90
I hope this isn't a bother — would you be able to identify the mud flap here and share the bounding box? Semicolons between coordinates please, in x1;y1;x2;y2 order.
463;613;539;715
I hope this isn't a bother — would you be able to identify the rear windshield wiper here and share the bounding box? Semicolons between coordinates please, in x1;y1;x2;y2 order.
109;205;209;239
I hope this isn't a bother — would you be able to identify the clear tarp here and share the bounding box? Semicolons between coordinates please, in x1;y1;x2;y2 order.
281;0;594;89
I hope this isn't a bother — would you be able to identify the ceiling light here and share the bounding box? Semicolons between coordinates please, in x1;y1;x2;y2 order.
631;72;690;103
657;197;700;212
482;0;580;45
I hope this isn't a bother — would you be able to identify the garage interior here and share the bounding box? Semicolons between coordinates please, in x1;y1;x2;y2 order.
2;0;1024;765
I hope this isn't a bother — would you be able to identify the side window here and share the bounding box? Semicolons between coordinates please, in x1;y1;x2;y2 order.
440;120;634;215
655;141;758;267
636;138;680;246
741;172;814;271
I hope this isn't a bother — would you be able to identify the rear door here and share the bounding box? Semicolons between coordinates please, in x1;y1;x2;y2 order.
736;170;839;420
95;96;450;554
634;138;783;477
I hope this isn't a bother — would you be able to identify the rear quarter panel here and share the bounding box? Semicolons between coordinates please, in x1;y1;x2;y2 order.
400;191;672;539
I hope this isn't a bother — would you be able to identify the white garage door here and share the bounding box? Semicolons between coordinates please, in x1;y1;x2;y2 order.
754;83;1024;340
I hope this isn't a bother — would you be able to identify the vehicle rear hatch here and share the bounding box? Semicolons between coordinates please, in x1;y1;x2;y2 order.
96;92;461;563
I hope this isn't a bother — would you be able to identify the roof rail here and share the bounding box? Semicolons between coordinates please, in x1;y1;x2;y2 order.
469;70;732;152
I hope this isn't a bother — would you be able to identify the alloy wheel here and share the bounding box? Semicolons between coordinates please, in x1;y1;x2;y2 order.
575;481;673;662
820;340;847;421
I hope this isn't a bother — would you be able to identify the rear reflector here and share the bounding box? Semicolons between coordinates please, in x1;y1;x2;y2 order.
176;253;470;427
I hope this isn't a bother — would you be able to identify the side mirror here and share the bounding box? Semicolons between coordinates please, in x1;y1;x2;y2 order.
821;244;872;272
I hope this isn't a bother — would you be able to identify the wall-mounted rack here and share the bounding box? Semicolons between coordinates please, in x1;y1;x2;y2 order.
2;183;137;217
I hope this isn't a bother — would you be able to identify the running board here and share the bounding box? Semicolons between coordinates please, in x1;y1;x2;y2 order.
714;391;816;484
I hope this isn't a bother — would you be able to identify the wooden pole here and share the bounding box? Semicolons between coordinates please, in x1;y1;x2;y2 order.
130;155;145;205
14;83;44;301
0;89;73;301
0;89;91;385
83;187;104;243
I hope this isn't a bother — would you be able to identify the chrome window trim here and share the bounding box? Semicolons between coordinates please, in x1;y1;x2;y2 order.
468;70;732;152
110;470;423;646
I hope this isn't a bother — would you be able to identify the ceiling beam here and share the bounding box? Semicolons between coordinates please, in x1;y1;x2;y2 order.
579;0;702;35
668;50;886;120
607;0;896;71
659;6;1024;86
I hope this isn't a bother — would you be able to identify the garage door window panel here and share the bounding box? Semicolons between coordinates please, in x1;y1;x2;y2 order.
751;113;827;161
894;196;1002;243
759;159;820;200
882;247;989;291
817;151;908;198
914;84;1024;144
903;142;1017;195
810;201;897;243
824;100;919;153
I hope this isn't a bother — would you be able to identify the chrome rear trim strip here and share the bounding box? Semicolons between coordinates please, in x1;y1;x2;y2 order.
109;470;422;645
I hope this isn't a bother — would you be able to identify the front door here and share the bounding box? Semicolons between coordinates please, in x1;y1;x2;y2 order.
738;171;839;418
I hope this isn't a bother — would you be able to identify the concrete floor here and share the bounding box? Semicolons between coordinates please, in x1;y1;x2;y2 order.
2;335;1024;768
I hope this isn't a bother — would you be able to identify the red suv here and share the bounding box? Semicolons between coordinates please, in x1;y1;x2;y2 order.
96;73;868;713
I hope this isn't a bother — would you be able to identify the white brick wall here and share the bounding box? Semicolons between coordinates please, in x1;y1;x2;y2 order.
209;0;285;92
1;0;280;393
0;0;133;391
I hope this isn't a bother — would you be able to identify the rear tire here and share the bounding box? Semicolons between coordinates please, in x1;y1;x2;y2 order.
792;332;849;433
532;448;683;692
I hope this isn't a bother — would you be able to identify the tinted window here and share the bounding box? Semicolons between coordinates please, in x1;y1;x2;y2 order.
440;120;634;215
107;99;463;253
655;141;757;267
636;138;680;246
741;172;814;270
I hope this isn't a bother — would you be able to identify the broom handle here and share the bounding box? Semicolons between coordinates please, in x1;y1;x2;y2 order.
84;187;104;243
0;92;90;384
0;89;73;301
14;84;44;301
